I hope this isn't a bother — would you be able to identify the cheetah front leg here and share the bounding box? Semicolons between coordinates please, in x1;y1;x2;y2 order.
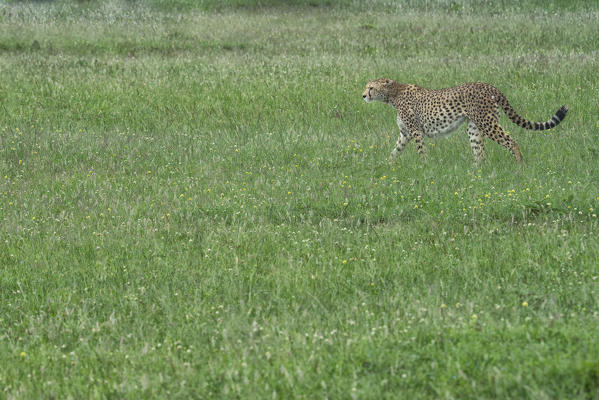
412;131;426;157
396;111;426;158
390;115;412;160
390;130;411;160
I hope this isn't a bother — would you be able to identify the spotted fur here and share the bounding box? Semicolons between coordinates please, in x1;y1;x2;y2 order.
362;79;568;162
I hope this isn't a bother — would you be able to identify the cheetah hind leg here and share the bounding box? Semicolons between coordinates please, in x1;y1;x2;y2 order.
483;122;523;162
467;121;485;163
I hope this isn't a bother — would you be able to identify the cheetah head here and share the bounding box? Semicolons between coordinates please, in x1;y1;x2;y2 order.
362;78;393;103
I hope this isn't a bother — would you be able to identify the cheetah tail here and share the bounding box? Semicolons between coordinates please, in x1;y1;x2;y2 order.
499;95;568;131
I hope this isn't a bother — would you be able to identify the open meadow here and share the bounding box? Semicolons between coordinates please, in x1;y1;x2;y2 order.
1;0;598;398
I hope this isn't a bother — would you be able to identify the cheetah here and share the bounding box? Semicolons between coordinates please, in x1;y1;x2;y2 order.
362;79;568;162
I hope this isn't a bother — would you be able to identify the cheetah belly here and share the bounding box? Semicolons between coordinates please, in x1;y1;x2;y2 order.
424;116;466;138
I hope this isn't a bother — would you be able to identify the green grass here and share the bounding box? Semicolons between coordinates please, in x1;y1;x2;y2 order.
1;0;598;398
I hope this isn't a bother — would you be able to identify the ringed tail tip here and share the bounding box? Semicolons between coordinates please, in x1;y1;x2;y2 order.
556;105;568;122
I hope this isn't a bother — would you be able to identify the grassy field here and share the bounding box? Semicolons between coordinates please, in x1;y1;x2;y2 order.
1;0;598;398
